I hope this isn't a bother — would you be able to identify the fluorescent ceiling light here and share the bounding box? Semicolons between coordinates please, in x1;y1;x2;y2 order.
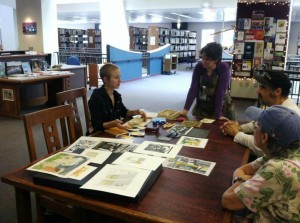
147;13;177;21
171;12;193;19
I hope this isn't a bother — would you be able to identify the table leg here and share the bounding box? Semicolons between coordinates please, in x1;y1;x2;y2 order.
15;188;32;223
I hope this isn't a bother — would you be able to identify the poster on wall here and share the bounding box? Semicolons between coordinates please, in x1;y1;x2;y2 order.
22;22;37;35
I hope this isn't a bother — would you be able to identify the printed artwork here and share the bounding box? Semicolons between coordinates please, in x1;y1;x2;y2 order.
2;89;14;101
27;152;90;177
163;155;216;176
176;136;208;148
81;164;151;198
0;62;5;77
134;141;182;158
276;20;287;32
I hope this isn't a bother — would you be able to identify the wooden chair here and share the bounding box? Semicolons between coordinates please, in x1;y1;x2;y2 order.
56;87;90;144
23;104;85;223
88;63;100;90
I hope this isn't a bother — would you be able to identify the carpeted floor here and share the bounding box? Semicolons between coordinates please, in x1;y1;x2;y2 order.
0;64;255;223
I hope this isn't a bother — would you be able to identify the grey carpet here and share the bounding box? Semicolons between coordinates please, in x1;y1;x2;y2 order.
0;63;255;223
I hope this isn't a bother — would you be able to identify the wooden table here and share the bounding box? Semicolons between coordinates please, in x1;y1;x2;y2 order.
1;120;250;223
0;73;73;118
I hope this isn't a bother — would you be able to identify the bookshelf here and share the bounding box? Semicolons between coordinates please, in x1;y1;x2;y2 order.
147;26;197;63
87;29;101;49
58;28;88;50
163;53;178;74
129;26;148;51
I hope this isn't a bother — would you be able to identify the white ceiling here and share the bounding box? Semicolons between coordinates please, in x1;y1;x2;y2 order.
56;0;300;25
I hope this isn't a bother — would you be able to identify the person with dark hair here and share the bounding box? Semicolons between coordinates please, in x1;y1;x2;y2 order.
220;70;300;156
181;42;231;120
88;63;146;134
222;105;300;223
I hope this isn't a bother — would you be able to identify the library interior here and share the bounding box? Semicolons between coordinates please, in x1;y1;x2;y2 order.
1;0;300;223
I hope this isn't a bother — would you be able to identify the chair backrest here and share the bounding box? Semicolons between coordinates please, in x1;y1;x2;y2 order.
56;87;90;143
23;104;76;162
67;56;80;65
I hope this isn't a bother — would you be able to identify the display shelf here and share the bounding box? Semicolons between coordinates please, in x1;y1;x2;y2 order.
148;26;196;63
58;28;90;50
87;29;101;49
163;53;178;74
129;26;148;51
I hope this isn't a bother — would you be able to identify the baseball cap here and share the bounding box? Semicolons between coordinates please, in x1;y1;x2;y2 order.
245;105;300;147
254;70;291;90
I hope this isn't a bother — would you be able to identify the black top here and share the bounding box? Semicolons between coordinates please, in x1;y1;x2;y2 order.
88;86;128;134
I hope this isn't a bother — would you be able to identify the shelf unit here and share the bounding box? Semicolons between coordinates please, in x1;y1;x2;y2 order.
87;29;101;49
163;53;178;74
129;26;148;51
285;54;300;71
58;28;88;50
147;26;197;63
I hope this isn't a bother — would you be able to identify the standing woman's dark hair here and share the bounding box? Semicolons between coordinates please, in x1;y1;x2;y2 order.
200;42;223;63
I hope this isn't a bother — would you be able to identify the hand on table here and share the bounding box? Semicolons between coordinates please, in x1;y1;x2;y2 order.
220;120;241;137
180;109;188;116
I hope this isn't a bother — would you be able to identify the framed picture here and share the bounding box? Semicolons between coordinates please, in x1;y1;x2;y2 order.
0;62;5;77
21;62;32;74
6;61;22;75
22;22;37;35
2;89;14;101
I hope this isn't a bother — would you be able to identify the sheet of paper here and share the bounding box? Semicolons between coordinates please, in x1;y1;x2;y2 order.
112;152;164;171
68;165;97;180
134;141;182;158
27;152;91;178
81;164;151;198
80;149;112;164
163;155;216;176
176;136;208;148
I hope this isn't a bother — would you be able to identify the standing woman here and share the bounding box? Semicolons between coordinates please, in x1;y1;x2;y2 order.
88;63;146;135
181;42;230;120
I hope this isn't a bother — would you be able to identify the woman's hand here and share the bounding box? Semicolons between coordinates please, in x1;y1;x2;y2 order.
180;109;188;116
139;110;147;121
104;119;124;129
218;116;229;121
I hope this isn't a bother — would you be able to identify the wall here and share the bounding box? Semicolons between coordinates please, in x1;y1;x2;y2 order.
16;0;43;52
57;23;95;30
0;4;18;50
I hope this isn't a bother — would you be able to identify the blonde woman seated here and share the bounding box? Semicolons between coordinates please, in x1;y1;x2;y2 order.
222;105;300;223
87;63;146;135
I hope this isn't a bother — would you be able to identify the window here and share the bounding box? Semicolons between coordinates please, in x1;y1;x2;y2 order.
201;29;215;48
221;30;234;53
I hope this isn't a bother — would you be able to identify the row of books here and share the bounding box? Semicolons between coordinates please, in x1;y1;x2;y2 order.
0;59;47;77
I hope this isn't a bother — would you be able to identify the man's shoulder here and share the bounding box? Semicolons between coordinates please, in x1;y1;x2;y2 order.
281;98;300;115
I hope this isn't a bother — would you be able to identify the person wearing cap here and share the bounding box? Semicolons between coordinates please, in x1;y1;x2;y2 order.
222;105;300;223
220;70;300;156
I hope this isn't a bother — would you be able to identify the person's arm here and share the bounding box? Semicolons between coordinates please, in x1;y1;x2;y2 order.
240;121;255;134
181;63;201;115
88;90;107;131
222;162;257;210
214;62;230;119
126;109;147;120
234;133;264;156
